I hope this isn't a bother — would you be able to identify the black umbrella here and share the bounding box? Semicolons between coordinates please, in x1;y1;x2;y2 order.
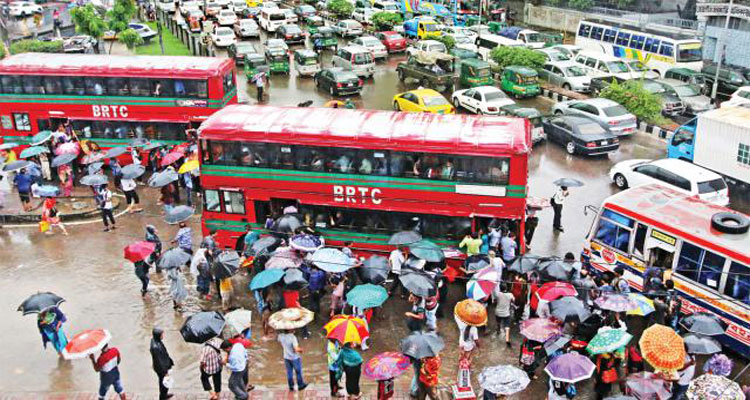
388;230;422;245
465;254;490;272
549;296;591;323
509;254;544;274
683;333;722;355
148;169;178;188
121;164;145;179
180;311;225;343
359;256;389;284
539;259;572;282
51;154;76;168
80;174;108;186
17;292;65;315
409;240;444;263
213;251;240;280
3;160;34;172
283;268;308;290
553;178;584;187
104;147;127;159
165;205;194;224
158;248;191;270
87;161;104;175
272;214;303;234
681;312;727;336
400;331;445;359
399;269;436;297
248;236;282;257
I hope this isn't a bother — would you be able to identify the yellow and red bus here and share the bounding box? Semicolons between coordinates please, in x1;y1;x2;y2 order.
198;105;531;262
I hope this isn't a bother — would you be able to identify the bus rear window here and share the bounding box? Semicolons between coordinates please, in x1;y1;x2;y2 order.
698;178;727;194
676;241;725;290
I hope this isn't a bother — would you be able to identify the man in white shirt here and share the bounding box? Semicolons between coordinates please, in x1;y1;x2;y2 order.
121;177;142;213
389;246;406;298
551;186;569;232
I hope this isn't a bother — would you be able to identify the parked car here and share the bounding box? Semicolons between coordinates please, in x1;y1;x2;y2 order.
204;1;222;17
9;1;42;17
239;7;260;18
375;31;406;53
293;4;316;17
217;9;238;26
314;67;363;96
543;115;620;156
722;86;750;108
349;36;388;60
180;1;200;16
103;23;156;40
665;68;707;90
608;158;729;206
215;0;231;7
536;47;570;62
702;64;750;99
185;10;206;31
442;26;477;40
332;45;375;78
234;18;259;38
539;61;591;92
227;41;259;64
277;24;305;44
552;98;637;136
211;27;236;47
406;39;446;56
230;0;248;11
657;78;714;115
281;8;298;23
333;19;363;37
640;79;685;116
625;60;659;79
451;34;477;52
352;7;375;24
574;52;632;80
393;88;454;114
451;86;515;115
62;35;97;53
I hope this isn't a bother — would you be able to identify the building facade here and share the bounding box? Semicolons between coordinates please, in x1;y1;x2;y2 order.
697;0;750;68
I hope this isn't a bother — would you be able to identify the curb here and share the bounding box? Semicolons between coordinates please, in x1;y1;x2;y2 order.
0;196;122;225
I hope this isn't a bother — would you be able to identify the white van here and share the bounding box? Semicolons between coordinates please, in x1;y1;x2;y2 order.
372;0;399;13
332;46;375;78
475;34;524;62
574;51;633;80
259;8;287;32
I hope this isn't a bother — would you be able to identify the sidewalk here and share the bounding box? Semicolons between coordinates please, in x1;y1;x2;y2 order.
0;186;120;225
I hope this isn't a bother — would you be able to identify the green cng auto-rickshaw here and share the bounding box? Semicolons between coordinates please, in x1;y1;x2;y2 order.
500;66;540;98
306;15;324;34
266;51;290;74
459;58;494;88
243;53;269;79
312;26;338;51
294;49;321;77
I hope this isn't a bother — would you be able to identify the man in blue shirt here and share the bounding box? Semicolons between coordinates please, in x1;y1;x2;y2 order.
500;231;518;265
13;168;33;211
172;222;193;255
221;340;249;400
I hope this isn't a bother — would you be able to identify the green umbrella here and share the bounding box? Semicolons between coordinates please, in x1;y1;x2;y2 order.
346;284;388;309
249;269;284;291
409;239;444;262
31;130;53;145
19;145;49;159
586;328;633;355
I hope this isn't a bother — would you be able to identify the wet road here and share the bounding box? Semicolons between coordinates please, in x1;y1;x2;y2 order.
1;33;749;397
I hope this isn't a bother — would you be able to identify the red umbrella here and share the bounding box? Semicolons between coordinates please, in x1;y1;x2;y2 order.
124;241;157;263
160;151;184;167
536;281;577;302
62;329;111;360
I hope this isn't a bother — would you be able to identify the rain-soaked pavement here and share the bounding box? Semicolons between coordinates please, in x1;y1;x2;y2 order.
1;35;750;398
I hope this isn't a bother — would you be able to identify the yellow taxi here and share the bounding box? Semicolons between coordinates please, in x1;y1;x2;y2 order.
392;88;455;114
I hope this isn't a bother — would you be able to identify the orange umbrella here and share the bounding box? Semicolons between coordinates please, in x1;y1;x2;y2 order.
454;299;488;327
324;315;369;345
639;324;686;371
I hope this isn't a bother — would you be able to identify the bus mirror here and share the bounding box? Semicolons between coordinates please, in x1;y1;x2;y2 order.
583;204;599;216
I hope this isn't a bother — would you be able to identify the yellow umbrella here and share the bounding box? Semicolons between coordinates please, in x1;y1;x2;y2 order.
324;315;369;345
178;159;199;174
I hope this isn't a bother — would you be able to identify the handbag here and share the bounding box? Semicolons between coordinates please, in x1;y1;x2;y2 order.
39;220;50;233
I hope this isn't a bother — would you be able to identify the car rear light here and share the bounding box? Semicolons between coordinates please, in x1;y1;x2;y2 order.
337;82;343;88
487;107;498;112
358;79;363;86
586;142;596;148
285;34;291;38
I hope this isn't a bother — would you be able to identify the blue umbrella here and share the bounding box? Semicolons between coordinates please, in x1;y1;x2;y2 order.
105;147;127;159
80;174;108;186
3;160;33;172
36;185;61;197
51;153;76;167
250;269;285;290
347;284;388;309
19;146;48;159
148;169;178;187
87;161;104;175
289;234;323;252
165;205;194;224
121;164;145;179
31;130;53;145
311;248;354;273
0;142;20;150
409;240;444;263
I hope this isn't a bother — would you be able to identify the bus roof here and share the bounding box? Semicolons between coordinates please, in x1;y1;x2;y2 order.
602;183;750;263
580;19;700;41
199;105;531;156
0;53;232;79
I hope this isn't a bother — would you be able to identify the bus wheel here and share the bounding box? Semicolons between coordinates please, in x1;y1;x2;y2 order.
614;173;628;189
566;142;576;155
711;212;750;234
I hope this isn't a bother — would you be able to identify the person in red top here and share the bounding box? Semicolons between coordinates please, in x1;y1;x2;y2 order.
90;344;126;400
283;288;311;339
418;355;441;400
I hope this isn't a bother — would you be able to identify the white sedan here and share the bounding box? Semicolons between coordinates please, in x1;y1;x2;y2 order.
9;1;42;17
451;86;515;115
211;27;236;47
349;36;388;60
217;9;238;26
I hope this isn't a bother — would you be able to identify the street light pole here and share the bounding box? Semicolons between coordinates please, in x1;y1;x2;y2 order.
711;0;734;101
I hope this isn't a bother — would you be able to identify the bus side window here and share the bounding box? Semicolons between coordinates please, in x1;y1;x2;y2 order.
185;80;208;98
130;78;150;96
204;189;222;212
659;43;674;57
676;242;725;290
578;23;591;38
644;37;660;53
594;210;634;254
615;32;630;47
22;76;44;94
603;29;617;43
591;26;603;40
42;77;62;94
1;76;22;94
85;78;105;96
632;224;648;259
724;262;750;305
223;191;246;214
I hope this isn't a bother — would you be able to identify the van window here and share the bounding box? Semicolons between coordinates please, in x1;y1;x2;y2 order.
697;178;727;194
352;51;373;65
270;12;285;20
584;57;596;68
676;241;726;290
724;262;750;305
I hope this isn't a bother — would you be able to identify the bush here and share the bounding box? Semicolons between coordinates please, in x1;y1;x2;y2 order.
569;0;593;9
600;80;664;124
489;46;546;71
370;11;402;31
118;28;144;50
327;0;354;18
9;39;64;55
425;33;455;50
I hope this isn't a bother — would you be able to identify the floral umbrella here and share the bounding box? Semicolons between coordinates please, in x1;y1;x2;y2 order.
454;299;488;327
626;372;672;400
268;307;314;330
687;373;745;400
595;293;639;312
520;318;562;343
325;315;369;345
364;352;412;381
55;142;80;156
626;293;656;316
639;324;686;371
587;328;633;355
544;352;595;383
289;234;323;253
478;365;531;396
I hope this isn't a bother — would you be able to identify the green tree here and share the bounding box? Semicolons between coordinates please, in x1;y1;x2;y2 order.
118;28;144;50
600;80;663;123
370;11;403;31
544;0;561;6
425;33;455;50
327;0;354;18
106;0;137;53
489;46;546;71
9;39;64;55
569;0;593;9
70;3;107;53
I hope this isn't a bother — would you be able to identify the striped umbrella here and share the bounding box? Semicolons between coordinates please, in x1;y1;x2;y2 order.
324;315;369;345
62;329;111;360
586;328;633;355
640;324;686;371
466;267;498;301
626;293;656;316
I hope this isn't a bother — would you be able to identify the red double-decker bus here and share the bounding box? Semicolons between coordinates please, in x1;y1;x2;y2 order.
0;53;237;149
198;105;531;262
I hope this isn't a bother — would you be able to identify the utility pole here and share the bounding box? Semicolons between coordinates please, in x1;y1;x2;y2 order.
711;0;734;102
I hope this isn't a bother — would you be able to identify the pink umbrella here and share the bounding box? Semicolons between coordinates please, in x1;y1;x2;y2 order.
520;318;562;343
160;151;184;167
55;142;80;156
626;372;672;400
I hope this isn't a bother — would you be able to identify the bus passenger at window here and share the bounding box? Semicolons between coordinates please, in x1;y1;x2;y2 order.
334;154;351;173
373;158;388;176
310;152;325;171
390;153;404;176
94;81;104;96
412;157;422;177
174;80;186;96
440;161;454;180
153;81;162;96
358;157;372;175
211;143;225;163
240;147;254;166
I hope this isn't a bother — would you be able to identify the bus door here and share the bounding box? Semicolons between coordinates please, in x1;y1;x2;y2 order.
643;227;678;282
203;187;249;246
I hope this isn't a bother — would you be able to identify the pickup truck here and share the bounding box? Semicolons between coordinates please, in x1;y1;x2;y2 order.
403;17;441;39
396;51;455;92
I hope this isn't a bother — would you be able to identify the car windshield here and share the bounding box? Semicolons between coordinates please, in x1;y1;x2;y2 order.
607;61;629;73
525;33;542;42
578;123;606;135
484;91;508;101
424;95;449;106
628;61;648;72
241;20;255;26
673;84;700;97
302;5;314;11
387;34;403;40
286;26;301;33
220;10;234;15
270;13;285;20
677;43;702;62
454;35;471;44
428;43;446;52
642;81;666;94
238;44;255;52
603;105;629;117
301;56;317;65
698;178;727;193
353;52;373;64
218;29;233;35
549;52;570;61
361;38;379;46
423;24;439;32
565;66;587;77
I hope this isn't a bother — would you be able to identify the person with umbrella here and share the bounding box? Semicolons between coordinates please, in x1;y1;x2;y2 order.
492;283;515;347
418;353;441;400
172;221;193;255
551;185;569;232
90;343;126;400
388;246;408;299
200;337;224;400
149;328;174;400
98;183;116;232
594;352;618;400
41;197;68;236
519;337;543;380
120;173;142;214
221;339;250;399
671;346;696;400
160;180;176;215
277;329;308;391
145;225;163;271
58;162;73;197
405;293;427;332
13;167;33;212
37;307;68;356
168;263;188;311
341;342;363;399
327;338;344;397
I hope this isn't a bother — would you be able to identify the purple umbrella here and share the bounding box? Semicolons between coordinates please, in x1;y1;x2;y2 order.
595;293;638;312
703;353;733;376
544;352;595;383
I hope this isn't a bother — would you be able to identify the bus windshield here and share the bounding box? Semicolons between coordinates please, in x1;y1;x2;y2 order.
677;43;702;62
